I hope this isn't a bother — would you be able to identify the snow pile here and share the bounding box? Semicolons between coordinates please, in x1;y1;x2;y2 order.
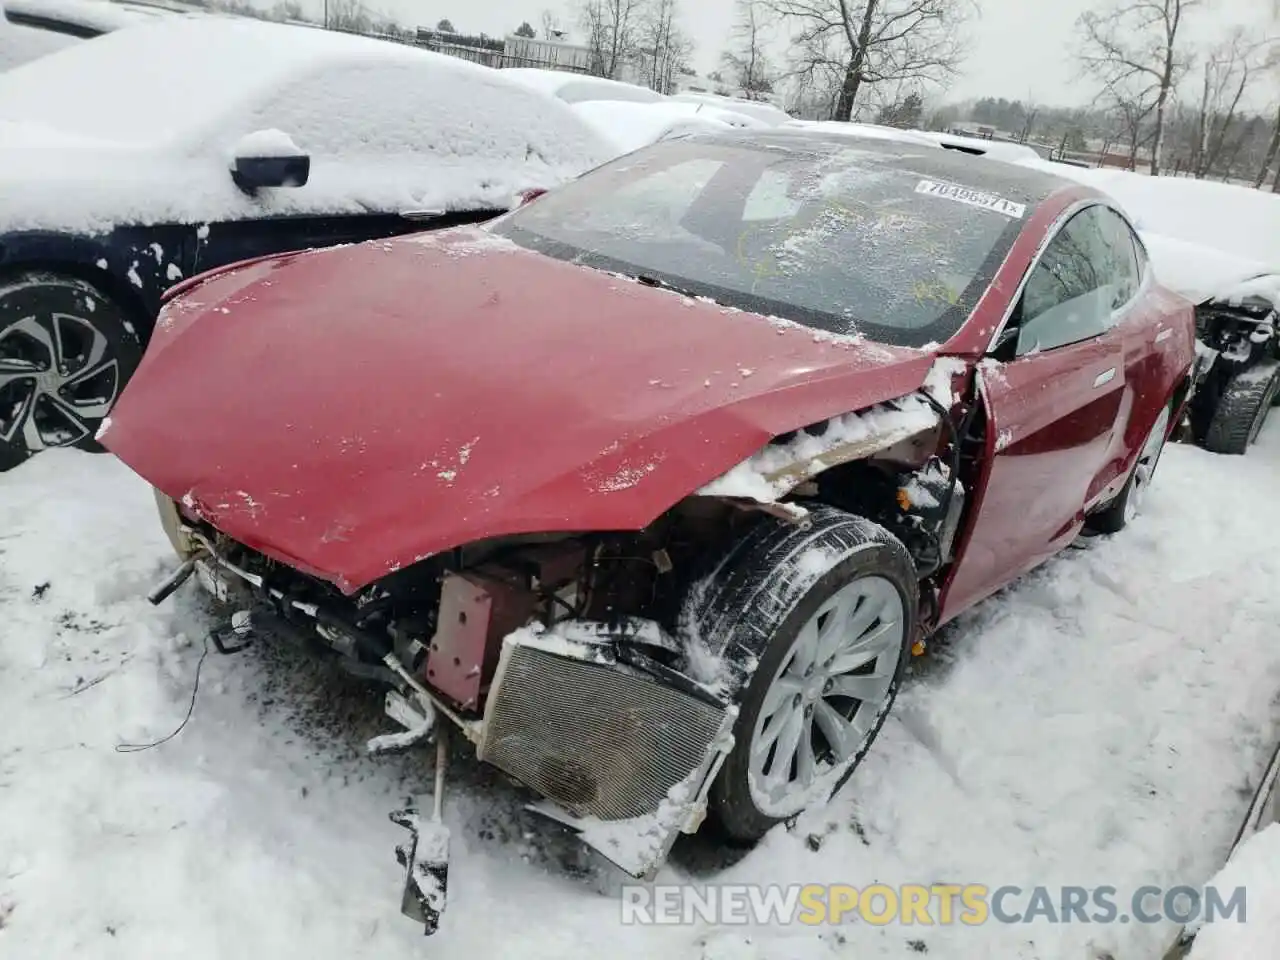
1016;158;1280;304
501;68;665;106
2;417;1280;957
570;100;735;155
697;395;939;503
671;93;791;127
1188;825;1280;959
1139;233;1275;305
0;18;611;234
1215;273;1280;312
230;128;303;160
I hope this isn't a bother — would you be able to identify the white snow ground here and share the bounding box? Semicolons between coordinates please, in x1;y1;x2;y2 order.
2;421;1279;959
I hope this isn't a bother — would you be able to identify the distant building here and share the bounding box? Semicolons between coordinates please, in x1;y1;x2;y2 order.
502;34;592;73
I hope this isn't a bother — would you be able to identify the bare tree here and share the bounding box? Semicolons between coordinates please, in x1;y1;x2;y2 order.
1108;85;1160;170
540;9;564;39
580;0;643;78
721;0;775;99
326;0;372;32
1077;0;1201;176
770;0;973;122
1190;31;1264;178
1257;105;1280;189
635;0;693;93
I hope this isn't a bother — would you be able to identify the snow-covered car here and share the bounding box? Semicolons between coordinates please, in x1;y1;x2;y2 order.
1019;160;1280;454
783;118;944;149
500;67;667;105
671;91;791;126
0;17;610;469
103;132;1196;930
569;98;761;155
498;69;765;153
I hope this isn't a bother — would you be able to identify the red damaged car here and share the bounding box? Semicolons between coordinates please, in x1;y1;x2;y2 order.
101;131;1195;929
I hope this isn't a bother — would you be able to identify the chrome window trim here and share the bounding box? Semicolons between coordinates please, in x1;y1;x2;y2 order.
984;198;1147;356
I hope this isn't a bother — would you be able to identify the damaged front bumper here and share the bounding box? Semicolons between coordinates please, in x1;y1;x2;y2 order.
148;515;737;931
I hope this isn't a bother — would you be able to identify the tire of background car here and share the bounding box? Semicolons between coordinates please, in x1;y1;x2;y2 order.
680;505;917;844
1086;403;1173;535
0;271;143;471
1202;362;1280;456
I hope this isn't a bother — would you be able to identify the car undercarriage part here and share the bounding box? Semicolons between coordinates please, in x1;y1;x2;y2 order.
478;627;731;824
148;509;743;917
391;730;451;936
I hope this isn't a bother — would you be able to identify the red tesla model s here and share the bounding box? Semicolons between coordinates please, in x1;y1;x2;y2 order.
101;131;1196;928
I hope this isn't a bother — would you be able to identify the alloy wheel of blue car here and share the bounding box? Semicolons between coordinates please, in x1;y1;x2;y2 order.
0;272;142;469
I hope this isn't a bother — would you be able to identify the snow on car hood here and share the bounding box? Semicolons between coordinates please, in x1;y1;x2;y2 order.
102;226;936;593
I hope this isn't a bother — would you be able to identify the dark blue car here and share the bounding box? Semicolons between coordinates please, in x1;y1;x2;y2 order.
0;16;609;468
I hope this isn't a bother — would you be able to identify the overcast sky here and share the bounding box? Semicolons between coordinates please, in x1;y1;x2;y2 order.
346;0;1274;108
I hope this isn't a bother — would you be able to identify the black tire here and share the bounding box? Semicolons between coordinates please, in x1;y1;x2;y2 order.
680;506;917;843
1202;362;1280;456
0;272;142;471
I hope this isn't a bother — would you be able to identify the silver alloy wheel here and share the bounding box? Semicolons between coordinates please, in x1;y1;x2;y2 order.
0;313;119;450
747;574;905;818
1123;406;1171;524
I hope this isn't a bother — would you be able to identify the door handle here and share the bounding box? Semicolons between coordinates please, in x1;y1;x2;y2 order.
1093;367;1117;388
1154;328;1173;344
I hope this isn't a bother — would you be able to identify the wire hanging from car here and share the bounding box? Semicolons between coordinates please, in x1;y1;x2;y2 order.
115;635;210;754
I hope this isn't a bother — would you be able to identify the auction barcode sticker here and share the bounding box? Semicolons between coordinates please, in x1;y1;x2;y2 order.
915;179;1027;219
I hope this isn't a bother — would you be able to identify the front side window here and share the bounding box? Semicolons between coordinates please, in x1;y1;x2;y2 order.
495;139;1030;348
1016;205;1135;355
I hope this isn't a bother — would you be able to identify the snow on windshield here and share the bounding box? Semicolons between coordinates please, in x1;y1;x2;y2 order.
497;138;1028;348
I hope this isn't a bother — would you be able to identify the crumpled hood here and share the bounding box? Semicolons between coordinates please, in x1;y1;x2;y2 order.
104;226;936;593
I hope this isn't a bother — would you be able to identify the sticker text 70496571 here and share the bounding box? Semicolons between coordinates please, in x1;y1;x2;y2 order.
914;179;1027;220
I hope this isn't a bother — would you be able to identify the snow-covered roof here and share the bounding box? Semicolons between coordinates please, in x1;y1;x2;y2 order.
671;92;790;127
0;17;612;233
782;119;942;149
0;10;79;70
570;100;736;155
501;68;665;105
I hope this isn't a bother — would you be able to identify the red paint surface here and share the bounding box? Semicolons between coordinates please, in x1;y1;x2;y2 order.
105;227;934;592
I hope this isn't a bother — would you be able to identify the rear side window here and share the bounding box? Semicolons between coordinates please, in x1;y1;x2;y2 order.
1016;205;1137;355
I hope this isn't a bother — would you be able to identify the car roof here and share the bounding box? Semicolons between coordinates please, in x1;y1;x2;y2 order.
687;128;1076;208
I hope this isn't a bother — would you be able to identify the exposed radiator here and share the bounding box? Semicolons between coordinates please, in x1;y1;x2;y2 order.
478;642;728;821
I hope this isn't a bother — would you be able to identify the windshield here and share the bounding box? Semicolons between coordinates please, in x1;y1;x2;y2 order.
495;139;1028;347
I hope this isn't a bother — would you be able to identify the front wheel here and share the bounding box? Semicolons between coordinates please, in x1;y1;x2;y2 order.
1202;362;1279;455
680;506;917;843
0;272;143;471
1087;404;1172;535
